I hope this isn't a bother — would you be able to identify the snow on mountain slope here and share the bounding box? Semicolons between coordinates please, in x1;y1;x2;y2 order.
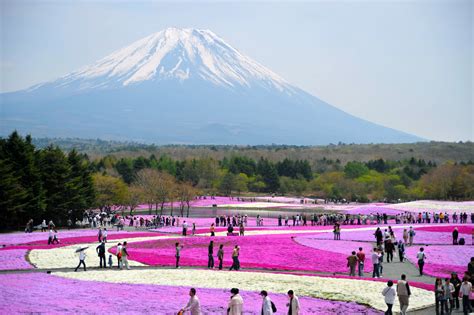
43;28;294;93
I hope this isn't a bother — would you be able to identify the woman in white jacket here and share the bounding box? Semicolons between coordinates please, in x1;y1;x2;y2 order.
286;290;300;315
382;280;396;315
260;290;273;315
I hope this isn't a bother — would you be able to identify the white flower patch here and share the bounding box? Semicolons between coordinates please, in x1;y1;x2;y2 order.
56;269;433;312
28;235;178;269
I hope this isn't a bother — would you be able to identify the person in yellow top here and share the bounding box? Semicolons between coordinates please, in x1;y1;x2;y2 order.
229;245;240;271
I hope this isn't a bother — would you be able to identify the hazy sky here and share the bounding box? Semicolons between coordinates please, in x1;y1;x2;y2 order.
1;0;472;141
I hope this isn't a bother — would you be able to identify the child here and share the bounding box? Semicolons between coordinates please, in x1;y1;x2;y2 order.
108;254;113;268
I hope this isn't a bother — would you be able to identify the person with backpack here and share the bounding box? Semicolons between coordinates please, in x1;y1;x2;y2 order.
260;290;276;314
397;274;411;315
417;247;426;276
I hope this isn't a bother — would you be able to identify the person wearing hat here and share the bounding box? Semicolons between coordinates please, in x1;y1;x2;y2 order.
260;290;273;315
228;288;243;315
286;290;300;315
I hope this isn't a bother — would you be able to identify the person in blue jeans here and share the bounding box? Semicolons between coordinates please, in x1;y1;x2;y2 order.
372;248;381;278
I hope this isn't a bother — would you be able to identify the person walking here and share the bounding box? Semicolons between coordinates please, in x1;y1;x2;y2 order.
116;242;123;269
402;229;408;244
96;241;107;268
74;250;87;272
52;230;60;244
397;240;405;262
102;228;108;243
451;273;462;310
286;290;300;315
385;240;394;263
416;247;426;276
260;290;274;315
435;278;444;315
461;277;472;315
229;245;240;271
180;288;201;315
121;241;130;270
41;219;47;232
176;242;182;268
98;227;103;242
217;244;224;270
182;221;188;236
372;248;381;278
442;278;454;315
192;223;196;236
382;280;396;315
228;288;244;315
210;223;215;237
408;227;415;246
207;241;214;269
347;251;358;276
356;247;365;277
239;223;245;236
396;274;411;315
48;229;54;245
453;227;459;245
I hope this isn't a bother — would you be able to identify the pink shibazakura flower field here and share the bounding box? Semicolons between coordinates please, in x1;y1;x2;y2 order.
0;249;33;270
416;225;474;234
0;230;163;246
309;225;471;245
0;273;381;314
115;234;365;274
405;245;474;278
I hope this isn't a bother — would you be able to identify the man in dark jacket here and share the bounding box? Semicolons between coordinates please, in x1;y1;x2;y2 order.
96;241;106;268
208;241;214;268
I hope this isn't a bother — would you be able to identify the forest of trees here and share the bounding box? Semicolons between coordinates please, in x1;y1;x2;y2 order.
2;132;473;229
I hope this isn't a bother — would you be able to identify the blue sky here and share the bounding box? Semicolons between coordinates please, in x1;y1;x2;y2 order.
1;0;472;141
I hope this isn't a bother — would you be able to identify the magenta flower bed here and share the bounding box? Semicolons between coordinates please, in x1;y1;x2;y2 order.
294;238;374;272
405;245;474;278
0;273;381;314
116;234;366;274
0;249;33;270
416;225;474;234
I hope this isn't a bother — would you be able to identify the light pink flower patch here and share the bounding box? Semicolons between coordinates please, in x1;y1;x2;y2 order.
0;249;33;270
0;273;381;314
405;245;474;278
310;226;471;245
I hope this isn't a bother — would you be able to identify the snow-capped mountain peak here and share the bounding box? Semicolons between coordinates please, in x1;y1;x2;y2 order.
51;27;293;93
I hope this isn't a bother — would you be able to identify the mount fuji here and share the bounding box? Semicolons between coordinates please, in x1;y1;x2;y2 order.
0;28;422;144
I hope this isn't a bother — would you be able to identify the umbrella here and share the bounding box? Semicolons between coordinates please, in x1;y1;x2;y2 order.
75;246;89;253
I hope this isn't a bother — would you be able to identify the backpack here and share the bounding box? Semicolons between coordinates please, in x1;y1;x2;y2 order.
271;301;277;313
